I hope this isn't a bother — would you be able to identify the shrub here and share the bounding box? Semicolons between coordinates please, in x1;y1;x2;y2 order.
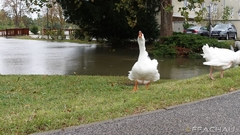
30;25;39;35
153;33;229;58
153;42;177;58
72;29;85;40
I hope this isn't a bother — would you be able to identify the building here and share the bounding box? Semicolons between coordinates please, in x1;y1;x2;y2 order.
157;0;240;36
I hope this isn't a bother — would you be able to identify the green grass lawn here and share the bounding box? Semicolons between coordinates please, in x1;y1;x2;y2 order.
1;67;240;134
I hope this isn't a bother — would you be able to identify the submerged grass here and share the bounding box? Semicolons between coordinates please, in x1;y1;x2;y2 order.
1;68;240;134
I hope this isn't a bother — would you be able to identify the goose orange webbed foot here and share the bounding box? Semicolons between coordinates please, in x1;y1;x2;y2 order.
210;76;215;80
131;87;138;92
131;81;138;92
146;83;150;90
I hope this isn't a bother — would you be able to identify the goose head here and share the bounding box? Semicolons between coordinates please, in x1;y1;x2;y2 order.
138;31;145;42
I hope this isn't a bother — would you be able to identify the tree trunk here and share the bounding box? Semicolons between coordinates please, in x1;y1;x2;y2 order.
160;0;173;38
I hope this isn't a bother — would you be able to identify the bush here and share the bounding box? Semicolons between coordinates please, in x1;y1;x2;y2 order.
73;29;85;40
30;25;39;35
153;33;229;58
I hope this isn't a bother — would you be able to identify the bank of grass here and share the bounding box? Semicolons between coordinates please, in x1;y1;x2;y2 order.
1;68;240;134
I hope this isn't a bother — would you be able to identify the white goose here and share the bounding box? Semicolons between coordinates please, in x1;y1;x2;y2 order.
202;44;240;80
128;31;160;91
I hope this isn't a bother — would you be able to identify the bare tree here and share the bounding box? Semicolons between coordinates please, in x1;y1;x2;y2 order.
38;0;66;39
2;0;29;27
56;3;66;39
48;1;64;29
0;9;11;26
116;0;172;39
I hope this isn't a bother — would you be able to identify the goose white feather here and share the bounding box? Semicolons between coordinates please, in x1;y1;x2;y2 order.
202;44;240;79
128;31;160;91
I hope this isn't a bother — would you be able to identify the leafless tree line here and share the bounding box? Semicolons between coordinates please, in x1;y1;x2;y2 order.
1;0;65;28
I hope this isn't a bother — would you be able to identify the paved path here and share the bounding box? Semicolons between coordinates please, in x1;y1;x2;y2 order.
33;90;240;135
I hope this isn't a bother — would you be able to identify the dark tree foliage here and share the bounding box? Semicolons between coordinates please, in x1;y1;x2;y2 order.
56;0;160;46
30;25;39;34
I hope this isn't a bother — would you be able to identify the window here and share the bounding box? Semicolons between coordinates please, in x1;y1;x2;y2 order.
213;3;218;13
183;0;188;7
230;7;234;18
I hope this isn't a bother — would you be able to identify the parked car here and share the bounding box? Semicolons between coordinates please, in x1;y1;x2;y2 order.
211;23;237;40
184;26;209;36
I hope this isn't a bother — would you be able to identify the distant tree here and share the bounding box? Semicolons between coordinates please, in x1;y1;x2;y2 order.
135;9;160;41
0;9;14;29
25;0;223;39
30;25;39;34
178;0;220;25
22;15;34;28
222;6;231;23
55;0;160;45
46;0;66;38
2;0;29;27
116;0;172;40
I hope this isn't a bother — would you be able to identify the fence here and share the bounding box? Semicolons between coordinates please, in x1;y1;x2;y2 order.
42;28;76;35
0;28;29;37
0;30;6;36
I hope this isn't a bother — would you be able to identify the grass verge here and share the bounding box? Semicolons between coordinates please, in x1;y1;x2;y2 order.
1;68;240;134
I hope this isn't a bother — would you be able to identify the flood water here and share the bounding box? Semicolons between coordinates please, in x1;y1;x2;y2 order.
0;37;209;79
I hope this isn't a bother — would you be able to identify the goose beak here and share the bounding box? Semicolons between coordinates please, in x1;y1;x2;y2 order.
138;31;143;38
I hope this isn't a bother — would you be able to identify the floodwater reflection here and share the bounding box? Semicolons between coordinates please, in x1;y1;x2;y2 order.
0;37;209;79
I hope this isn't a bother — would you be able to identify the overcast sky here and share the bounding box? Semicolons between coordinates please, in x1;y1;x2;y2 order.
0;0;3;8
0;0;40;19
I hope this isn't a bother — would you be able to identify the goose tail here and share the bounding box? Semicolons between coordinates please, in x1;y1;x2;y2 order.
202;44;212;61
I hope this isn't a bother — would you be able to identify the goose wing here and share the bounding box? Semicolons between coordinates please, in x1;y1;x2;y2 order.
202;44;236;67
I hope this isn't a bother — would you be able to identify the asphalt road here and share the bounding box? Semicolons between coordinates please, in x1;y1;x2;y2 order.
33;90;240;135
